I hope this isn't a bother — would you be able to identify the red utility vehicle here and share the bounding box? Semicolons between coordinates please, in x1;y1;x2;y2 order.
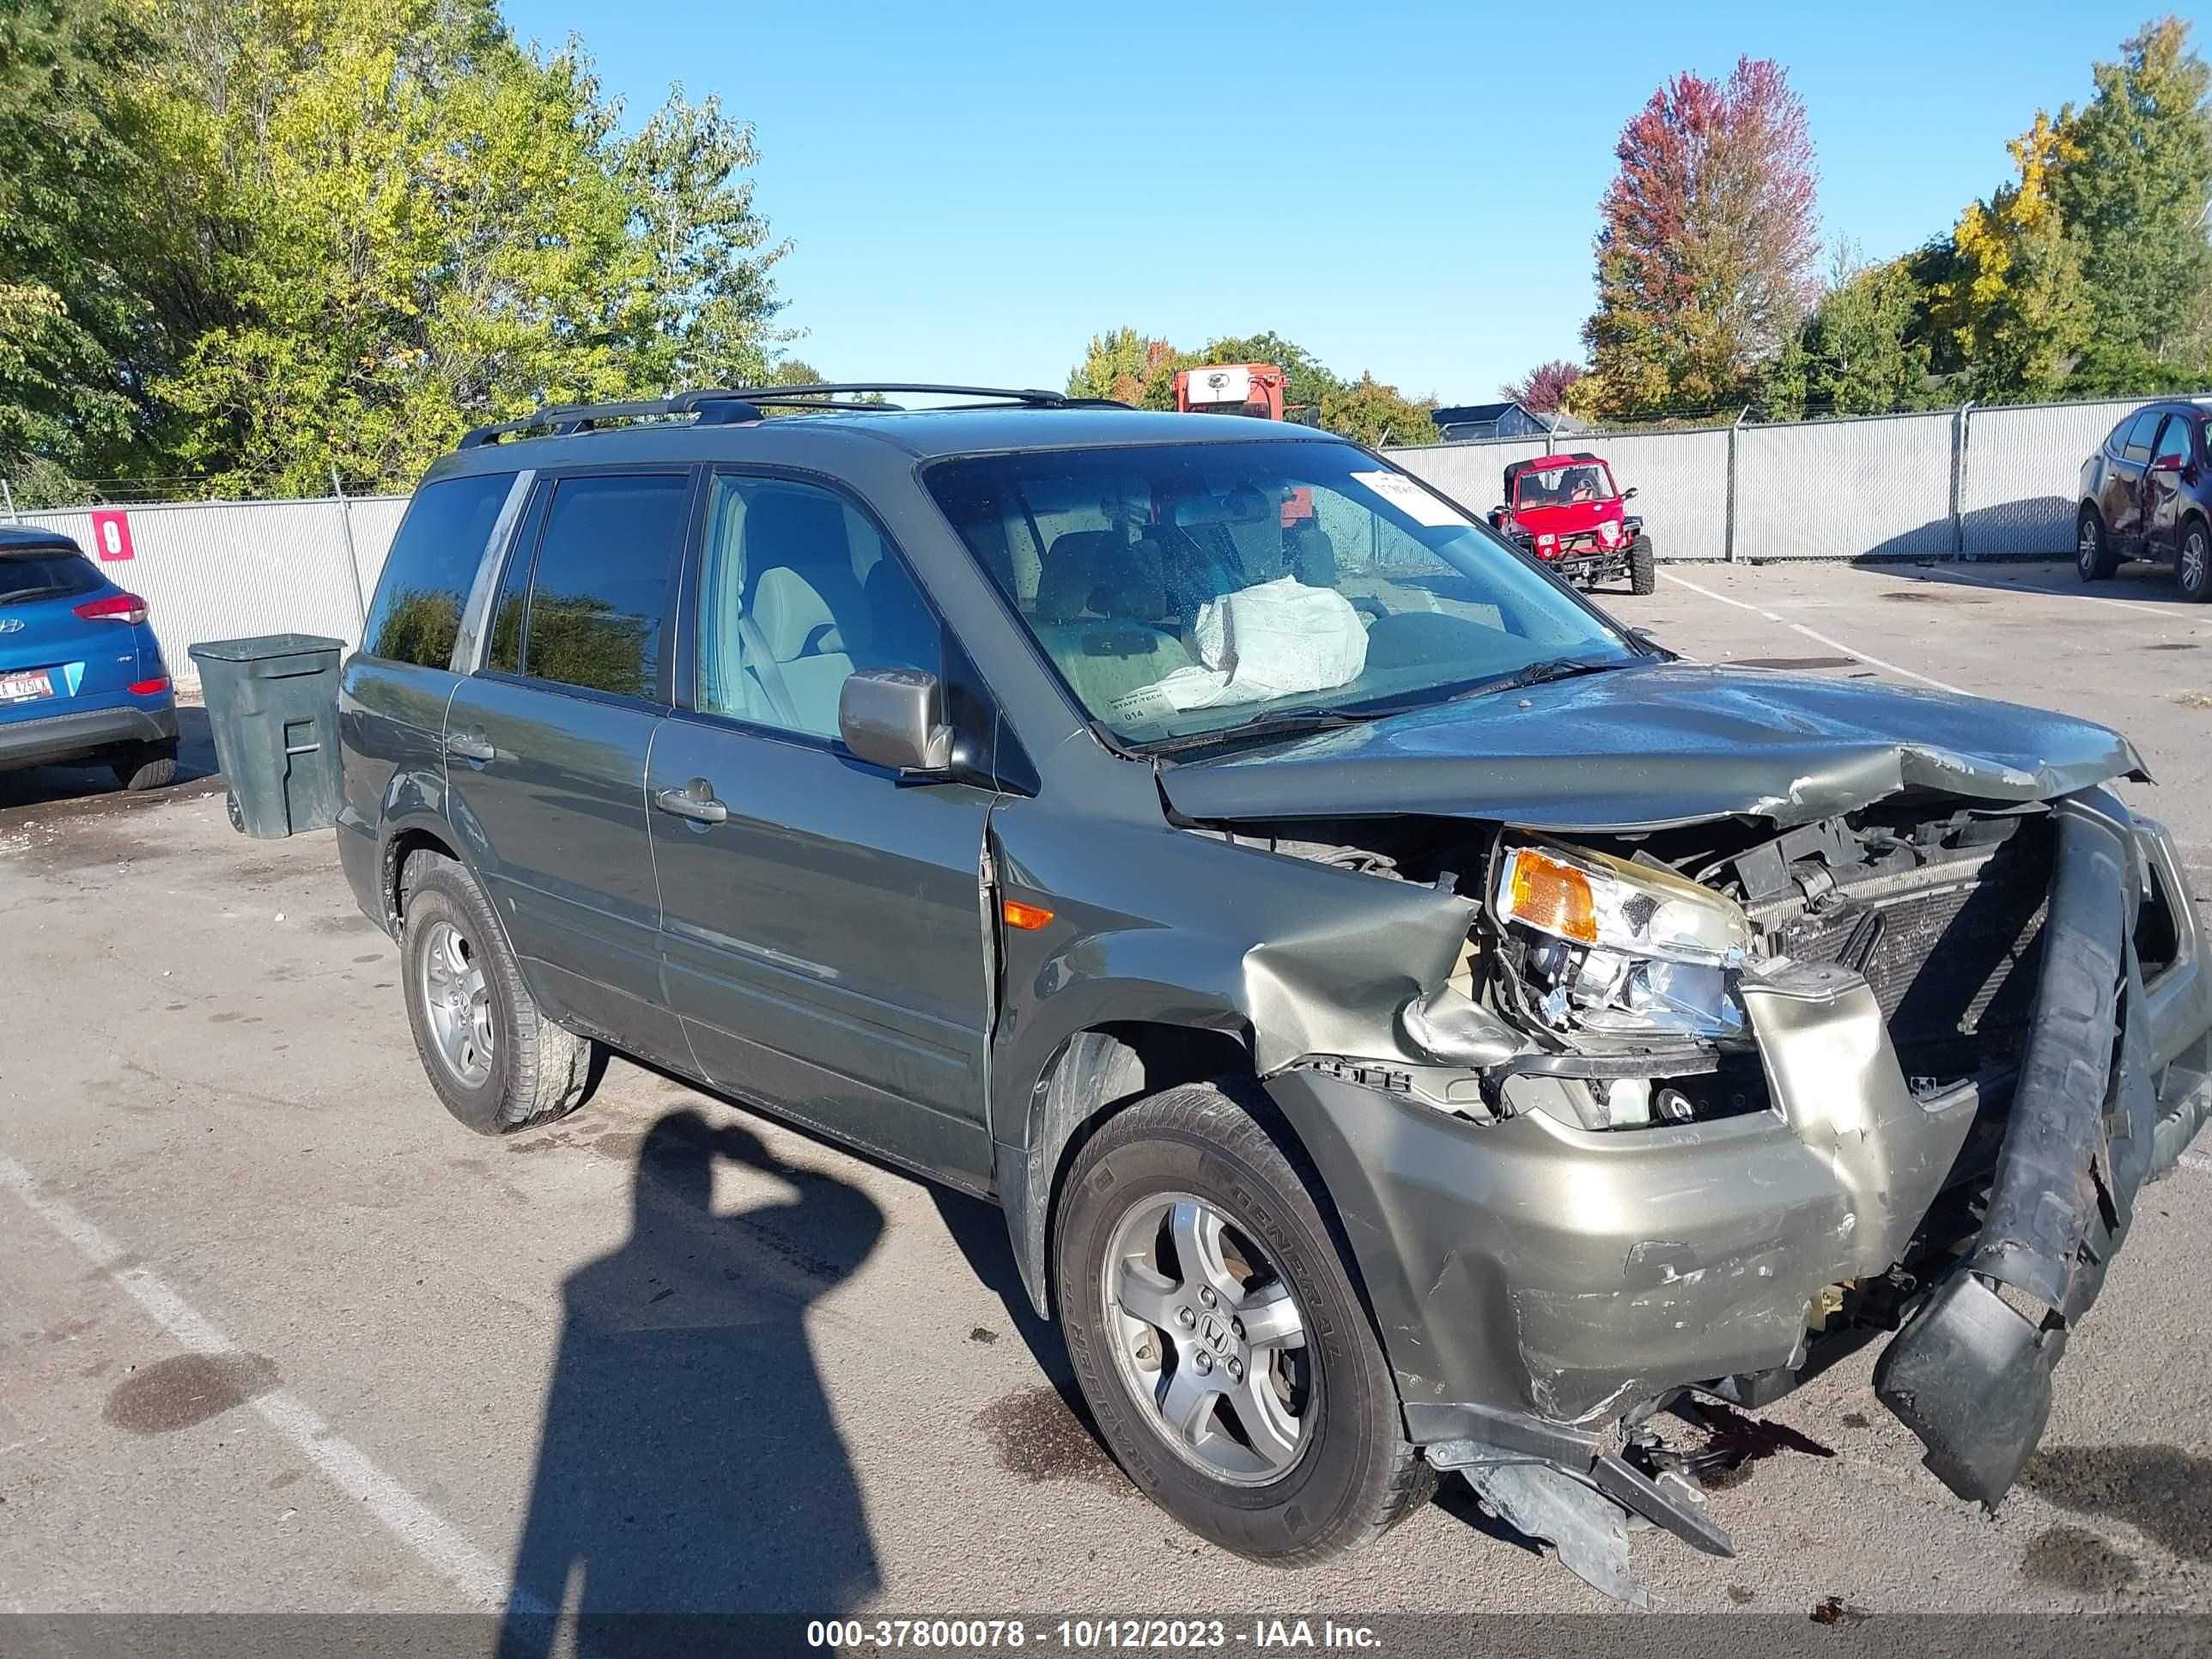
1488;452;1654;595
1174;363;1317;527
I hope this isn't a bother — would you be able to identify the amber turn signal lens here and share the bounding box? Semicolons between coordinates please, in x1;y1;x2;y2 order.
1001;899;1055;932
1508;851;1597;945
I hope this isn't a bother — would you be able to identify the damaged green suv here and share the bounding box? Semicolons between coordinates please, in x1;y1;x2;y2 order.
337;386;2212;1602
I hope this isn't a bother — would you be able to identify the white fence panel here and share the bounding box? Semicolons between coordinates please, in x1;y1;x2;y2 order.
15;496;398;690
1960;397;2163;556
1735;412;1955;560
1592;428;1729;561
344;494;410;595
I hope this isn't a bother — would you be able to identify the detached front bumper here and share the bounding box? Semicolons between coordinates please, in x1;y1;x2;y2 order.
1265;788;2210;1502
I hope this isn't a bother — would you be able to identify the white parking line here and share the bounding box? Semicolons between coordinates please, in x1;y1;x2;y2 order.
1659;570;1970;696
0;1148;539;1617
1917;566;2191;617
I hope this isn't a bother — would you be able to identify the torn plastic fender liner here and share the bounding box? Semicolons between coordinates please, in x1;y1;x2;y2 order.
1875;786;2158;1509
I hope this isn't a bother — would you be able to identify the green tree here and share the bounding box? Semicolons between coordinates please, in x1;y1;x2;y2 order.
1066;327;1177;404
1790;249;1933;414
2051;17;2212;368
1317;374;1436;448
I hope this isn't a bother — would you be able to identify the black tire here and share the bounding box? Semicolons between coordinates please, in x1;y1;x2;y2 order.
1054;1082;1431;1565
1628;535;1656;595
2179;518;2211;604
398;851;598;1134
2077;505;2119;582
112;739;178;793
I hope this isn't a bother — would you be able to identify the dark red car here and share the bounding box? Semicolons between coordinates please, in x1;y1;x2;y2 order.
1486;452;1655;594
2077;399;2211;601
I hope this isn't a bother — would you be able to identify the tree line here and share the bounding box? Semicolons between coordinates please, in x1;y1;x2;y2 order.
1552;17;2212;425
1061;330;1440;449
0;0;806;504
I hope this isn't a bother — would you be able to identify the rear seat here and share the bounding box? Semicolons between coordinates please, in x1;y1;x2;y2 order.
1030;531;1194;710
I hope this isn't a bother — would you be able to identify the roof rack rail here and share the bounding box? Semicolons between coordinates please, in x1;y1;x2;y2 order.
458;383;1126;448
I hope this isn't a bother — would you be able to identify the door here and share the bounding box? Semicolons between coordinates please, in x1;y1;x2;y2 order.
649;471;999;1186
445;468;695;1061
2104;409;2164;544
2142;414;2192;561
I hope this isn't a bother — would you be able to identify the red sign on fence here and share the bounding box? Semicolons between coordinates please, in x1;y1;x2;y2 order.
88;508;136;562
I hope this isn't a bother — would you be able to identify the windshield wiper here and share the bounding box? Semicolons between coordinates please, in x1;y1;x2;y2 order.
1456;655;1632;699
1144;706;1374;756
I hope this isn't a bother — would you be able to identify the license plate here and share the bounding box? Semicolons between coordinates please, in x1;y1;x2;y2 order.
0;669;54;702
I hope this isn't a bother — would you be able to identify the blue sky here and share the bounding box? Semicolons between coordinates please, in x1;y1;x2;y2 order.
503;0;2172;400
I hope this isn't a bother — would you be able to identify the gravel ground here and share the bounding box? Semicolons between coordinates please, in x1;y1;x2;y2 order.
1;556;2207;1636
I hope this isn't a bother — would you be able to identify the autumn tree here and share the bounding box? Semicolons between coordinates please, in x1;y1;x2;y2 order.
1924;112;2090;400
1577;58;1820;419
1501;360;1583;414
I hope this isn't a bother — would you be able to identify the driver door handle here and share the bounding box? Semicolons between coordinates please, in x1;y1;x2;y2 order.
654;781;728;825
445;730;495;763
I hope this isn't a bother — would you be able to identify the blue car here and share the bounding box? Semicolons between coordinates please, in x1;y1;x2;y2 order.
0;525;179;791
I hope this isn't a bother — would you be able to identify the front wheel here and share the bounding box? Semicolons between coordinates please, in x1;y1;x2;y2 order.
398;852;599;1134
1054;1083;1431;1565
2179;520;2210;604
2077;506;2119;581
1627;535;1656;594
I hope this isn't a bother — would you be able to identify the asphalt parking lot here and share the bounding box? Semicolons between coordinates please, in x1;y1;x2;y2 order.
3;556;2209;1633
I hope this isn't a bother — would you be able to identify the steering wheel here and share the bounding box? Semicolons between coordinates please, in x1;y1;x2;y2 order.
1349;595;1389;626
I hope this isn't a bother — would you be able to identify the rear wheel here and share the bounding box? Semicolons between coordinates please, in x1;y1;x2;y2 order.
1628;536;1656;595
2179;520;2210;604
2077;505;2119;581
398;852;599;1134
111;739;177;793
1054;1083;1430;1565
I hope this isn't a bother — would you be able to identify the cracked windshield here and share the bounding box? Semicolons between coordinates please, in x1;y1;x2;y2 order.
926;440;1636;745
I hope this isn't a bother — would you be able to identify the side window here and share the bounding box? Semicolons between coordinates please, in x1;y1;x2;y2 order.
694;474;939;741
362;472;515;667
2121;410;2163;462
2152;416;2190;468
517;473;689;699
485;510;534;676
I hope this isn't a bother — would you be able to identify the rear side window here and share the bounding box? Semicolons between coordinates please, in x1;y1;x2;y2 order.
517;473;690;699
362;473;516;667
0;546;101;605
2121;410;2164;462
2152;416;2191;467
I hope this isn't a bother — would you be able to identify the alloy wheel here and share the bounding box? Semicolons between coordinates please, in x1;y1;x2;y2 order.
2184;527;2208;594
419;918;494;1088
1101;1192;1313;1486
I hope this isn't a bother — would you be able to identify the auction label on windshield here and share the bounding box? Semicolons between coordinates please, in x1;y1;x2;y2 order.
1349;471;1473;529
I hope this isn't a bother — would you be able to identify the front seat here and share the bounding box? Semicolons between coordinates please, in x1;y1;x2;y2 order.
744;488;871;662
749;568;854;739
1031;531;1192;711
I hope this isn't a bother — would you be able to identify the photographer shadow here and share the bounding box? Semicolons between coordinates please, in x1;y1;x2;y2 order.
499;1108;885;1655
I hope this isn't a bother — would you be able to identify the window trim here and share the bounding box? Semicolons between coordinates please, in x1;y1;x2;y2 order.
669;463;951;759
447;469;535;674
469;462;699;712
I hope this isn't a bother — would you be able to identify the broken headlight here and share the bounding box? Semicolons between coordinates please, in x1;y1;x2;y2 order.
1493;842;1751;1039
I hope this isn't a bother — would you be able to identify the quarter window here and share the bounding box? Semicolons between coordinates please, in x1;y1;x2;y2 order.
693;474;939;740
517;473;690;699
362;472;515;668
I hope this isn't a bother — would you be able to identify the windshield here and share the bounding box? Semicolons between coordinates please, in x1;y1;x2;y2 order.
1515;462;1615;509
925;439;1639;746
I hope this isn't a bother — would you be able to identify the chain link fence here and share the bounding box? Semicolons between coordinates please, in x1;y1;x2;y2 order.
3;390;2195;692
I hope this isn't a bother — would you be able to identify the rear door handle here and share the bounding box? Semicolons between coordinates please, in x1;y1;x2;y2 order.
445;730;495;763
654;781;728;825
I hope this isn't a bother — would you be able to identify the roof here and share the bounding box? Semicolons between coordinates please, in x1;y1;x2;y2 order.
431;403;1355;482
0;524;79;552
1431;401;1554;428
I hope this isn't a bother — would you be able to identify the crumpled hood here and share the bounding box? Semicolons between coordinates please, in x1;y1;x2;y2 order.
1158;662;2148;833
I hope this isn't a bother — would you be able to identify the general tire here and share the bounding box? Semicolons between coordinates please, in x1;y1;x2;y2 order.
398;851;598;1134
1054;1082;1431;1565
2179;518;2210;604
112;739;177;793
2077;505;2119;581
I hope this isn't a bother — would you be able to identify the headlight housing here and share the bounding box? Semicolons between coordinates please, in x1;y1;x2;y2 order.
1493;842;1751;1039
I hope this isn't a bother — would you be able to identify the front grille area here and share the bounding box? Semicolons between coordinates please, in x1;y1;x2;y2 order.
1771;823;2052;1078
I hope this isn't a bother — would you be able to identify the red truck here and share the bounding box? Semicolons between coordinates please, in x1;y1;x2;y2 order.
1487;451;1655;595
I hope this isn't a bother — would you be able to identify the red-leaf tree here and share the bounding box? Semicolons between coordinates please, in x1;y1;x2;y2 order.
1577;57;1819;418
1500;359;1584;414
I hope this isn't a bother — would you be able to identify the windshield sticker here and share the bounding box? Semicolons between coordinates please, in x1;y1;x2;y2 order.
1350;471;1474;529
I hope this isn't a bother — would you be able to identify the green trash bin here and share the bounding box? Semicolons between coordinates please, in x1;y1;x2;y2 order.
187;634;347;839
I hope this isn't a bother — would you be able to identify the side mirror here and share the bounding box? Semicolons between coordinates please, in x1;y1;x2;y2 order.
1622;486;1639;500
839;667;953;774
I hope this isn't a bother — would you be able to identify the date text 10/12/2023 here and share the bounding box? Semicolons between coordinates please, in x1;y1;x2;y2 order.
807;1619;1384;1650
